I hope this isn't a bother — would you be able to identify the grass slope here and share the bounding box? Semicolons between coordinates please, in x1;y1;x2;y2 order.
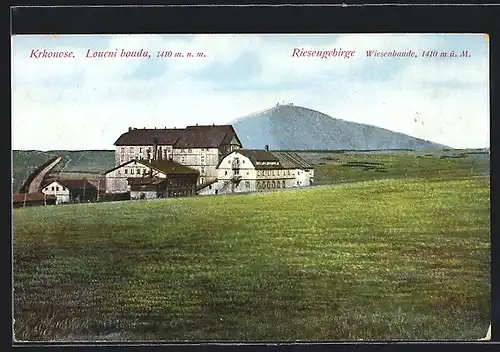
12;151;58;193
13;176;490;341
311;150;490;185
12;150;115;193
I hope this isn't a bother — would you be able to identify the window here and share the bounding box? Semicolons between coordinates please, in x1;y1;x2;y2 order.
272;170;275;176
201;167;205;174
125;169;128;174
277;181;281;188
242;160;245;164
137;169;141;174
245;181;250;188
234;169;239;175
246;171;249;175
225;171;228;175
140;147;143;153
45;187;48;191
267;181;270;188
263;182;266;189
118;169;121;174
272;181;276;188
143;169;147;174
188;149;192;153
228;160;231;164
283;180;285;188
51;187;54;191
63;187;66;191
288;170;291;175
130;147;134;153
131;169;134;175
121;147;125;153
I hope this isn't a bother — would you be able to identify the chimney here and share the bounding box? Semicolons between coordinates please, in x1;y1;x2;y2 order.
265;145;269;151
153;137;158;161
196;123;198;126
128;127;132;132
157;146;163;161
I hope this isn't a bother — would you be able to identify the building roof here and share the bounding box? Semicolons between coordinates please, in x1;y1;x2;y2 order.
103;160;136;175
173;125;241;148
218;149;313;170
144;159;200;175
114;128;184;146
127;177;167;186
57;179;97;190
271;151;313;169
13;193;57;202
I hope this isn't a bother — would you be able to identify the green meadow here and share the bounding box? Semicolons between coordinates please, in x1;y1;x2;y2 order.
13;150;490;341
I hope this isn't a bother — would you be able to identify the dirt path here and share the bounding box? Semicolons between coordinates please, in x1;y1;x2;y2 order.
27;156;62;193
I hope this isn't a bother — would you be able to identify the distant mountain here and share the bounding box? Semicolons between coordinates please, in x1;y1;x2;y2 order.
229;104;448;150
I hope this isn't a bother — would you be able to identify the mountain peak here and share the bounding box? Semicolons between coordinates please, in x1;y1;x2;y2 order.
229;105;447;151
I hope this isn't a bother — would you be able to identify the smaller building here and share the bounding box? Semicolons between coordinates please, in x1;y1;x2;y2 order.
42;179;98;203
105;159;199;198
127;160;199;200
13;193;56;208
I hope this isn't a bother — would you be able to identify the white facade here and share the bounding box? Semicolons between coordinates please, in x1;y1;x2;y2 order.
130;190;157;200
172;147;220;184
42;181;71;204
105;160;166;194
115;145;174;166
199;150;314;196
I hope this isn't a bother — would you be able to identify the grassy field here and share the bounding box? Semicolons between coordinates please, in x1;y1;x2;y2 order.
310;149;490;185
13;171;490;341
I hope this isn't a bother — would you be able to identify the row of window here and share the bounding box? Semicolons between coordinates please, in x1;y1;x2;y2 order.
120;147;212;154
256;161;279;166
45;186;67;192
224;170;249;176
257;180;286;189
118;168;148;175
227;159;245;165
257;169;292;176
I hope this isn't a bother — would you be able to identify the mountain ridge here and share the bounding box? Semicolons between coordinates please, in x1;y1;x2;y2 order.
228;104;449;151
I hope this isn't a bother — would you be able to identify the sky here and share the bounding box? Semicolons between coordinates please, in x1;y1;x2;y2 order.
11;34;489;150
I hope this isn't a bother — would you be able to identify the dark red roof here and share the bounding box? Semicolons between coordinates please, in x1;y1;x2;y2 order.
13;193;56;202
114;128;184;146
173;125;241;148
57;179;97;190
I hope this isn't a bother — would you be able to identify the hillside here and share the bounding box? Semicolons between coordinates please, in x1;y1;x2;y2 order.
229;104;448;150
13;176;490;341
12;150;115;193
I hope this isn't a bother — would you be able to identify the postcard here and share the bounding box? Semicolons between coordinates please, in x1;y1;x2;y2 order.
11;33;490;342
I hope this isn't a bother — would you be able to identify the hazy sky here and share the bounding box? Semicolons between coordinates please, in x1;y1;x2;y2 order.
11;34;489;150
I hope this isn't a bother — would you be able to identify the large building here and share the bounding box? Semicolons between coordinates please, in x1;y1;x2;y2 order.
199;147;314;195
113;125;242;185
